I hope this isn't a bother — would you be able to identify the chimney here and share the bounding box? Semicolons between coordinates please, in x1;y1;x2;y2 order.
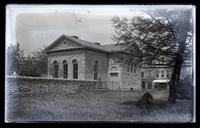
71;35;79;39
94;42;100;45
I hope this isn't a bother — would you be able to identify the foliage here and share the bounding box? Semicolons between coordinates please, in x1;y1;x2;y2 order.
6;43;24;75
111;14;191;66
32;47;48;75
111;8;193;104
6;43;48;77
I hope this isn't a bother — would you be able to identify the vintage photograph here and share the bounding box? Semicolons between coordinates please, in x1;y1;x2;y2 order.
5;5;195;122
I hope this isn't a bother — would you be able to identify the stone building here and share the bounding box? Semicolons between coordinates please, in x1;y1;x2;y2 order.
141;56;174;90
46;34;142;90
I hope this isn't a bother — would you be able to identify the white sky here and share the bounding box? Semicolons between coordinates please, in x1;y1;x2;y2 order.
6;5;194;56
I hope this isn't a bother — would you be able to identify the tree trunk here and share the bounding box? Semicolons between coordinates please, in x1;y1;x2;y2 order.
168;40;186;104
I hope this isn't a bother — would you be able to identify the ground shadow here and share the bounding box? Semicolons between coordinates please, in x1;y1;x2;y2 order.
119;100;169;112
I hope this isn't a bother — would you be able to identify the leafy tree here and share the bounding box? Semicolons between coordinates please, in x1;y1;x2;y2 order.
20;47;48;77
6;43;25;75
111;8;193;104
148;8;193;104
32;46;48;75
7;43;48;77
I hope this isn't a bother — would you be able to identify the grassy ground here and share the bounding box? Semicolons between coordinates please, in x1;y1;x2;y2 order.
6;83;193;122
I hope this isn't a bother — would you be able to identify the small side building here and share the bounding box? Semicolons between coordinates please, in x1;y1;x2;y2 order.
141;57;173;90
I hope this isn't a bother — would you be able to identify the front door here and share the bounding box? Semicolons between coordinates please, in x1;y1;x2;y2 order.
109;72;120;89
108;66;121;89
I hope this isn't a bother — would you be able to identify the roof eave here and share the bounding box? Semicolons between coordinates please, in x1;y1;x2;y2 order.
46;47;85;53
46;46;109;54
45;34;66;50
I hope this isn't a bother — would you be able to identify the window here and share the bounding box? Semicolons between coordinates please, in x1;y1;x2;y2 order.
110;66;119;77
72;59;78;79
110;72;118;77
161;70;164;77
155;83;167;90
156;71;159;77
142;81;145;89
134;64;136;73
141;71;144;78
63;40;67;45
131;64;133;72
94;60;98;80
53;60;58;78
62;60;68;78
127;63;130;72
110;66;118;72
167;71;170;78
148;81;152;89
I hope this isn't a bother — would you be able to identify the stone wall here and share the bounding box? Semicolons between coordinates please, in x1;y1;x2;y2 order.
47;50;86;80
6;76;97;97
121;55;141;90
85;50;108;81
108;53;142;90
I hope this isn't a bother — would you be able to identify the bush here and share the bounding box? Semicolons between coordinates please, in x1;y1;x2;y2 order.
137;92;154;112
19;69;41;77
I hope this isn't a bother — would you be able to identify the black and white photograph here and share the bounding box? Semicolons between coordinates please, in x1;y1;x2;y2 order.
5;5;195;122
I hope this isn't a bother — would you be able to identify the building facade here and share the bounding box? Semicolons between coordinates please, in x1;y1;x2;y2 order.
46;35;142;90
141;56;174;90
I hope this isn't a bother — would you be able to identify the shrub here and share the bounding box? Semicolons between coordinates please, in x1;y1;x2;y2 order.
137;92;154;112
19;69;41;77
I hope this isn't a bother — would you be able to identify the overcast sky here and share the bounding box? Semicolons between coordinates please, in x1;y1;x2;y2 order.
6;5;194;56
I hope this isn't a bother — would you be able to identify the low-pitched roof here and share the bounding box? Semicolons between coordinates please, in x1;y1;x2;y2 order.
46;34;140;54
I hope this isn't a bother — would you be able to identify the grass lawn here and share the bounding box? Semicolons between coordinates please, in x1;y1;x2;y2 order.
6;83;193;122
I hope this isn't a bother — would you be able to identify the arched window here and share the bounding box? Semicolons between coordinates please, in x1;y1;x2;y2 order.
62;60;68;78
94;60;98;80
134;64;137;73
142;81;145;89
127;63;131;72
141;71;144;78
53;60;58;78
110;65;119;72
109;66;119;77
131;64;133;73
72;59;78;79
